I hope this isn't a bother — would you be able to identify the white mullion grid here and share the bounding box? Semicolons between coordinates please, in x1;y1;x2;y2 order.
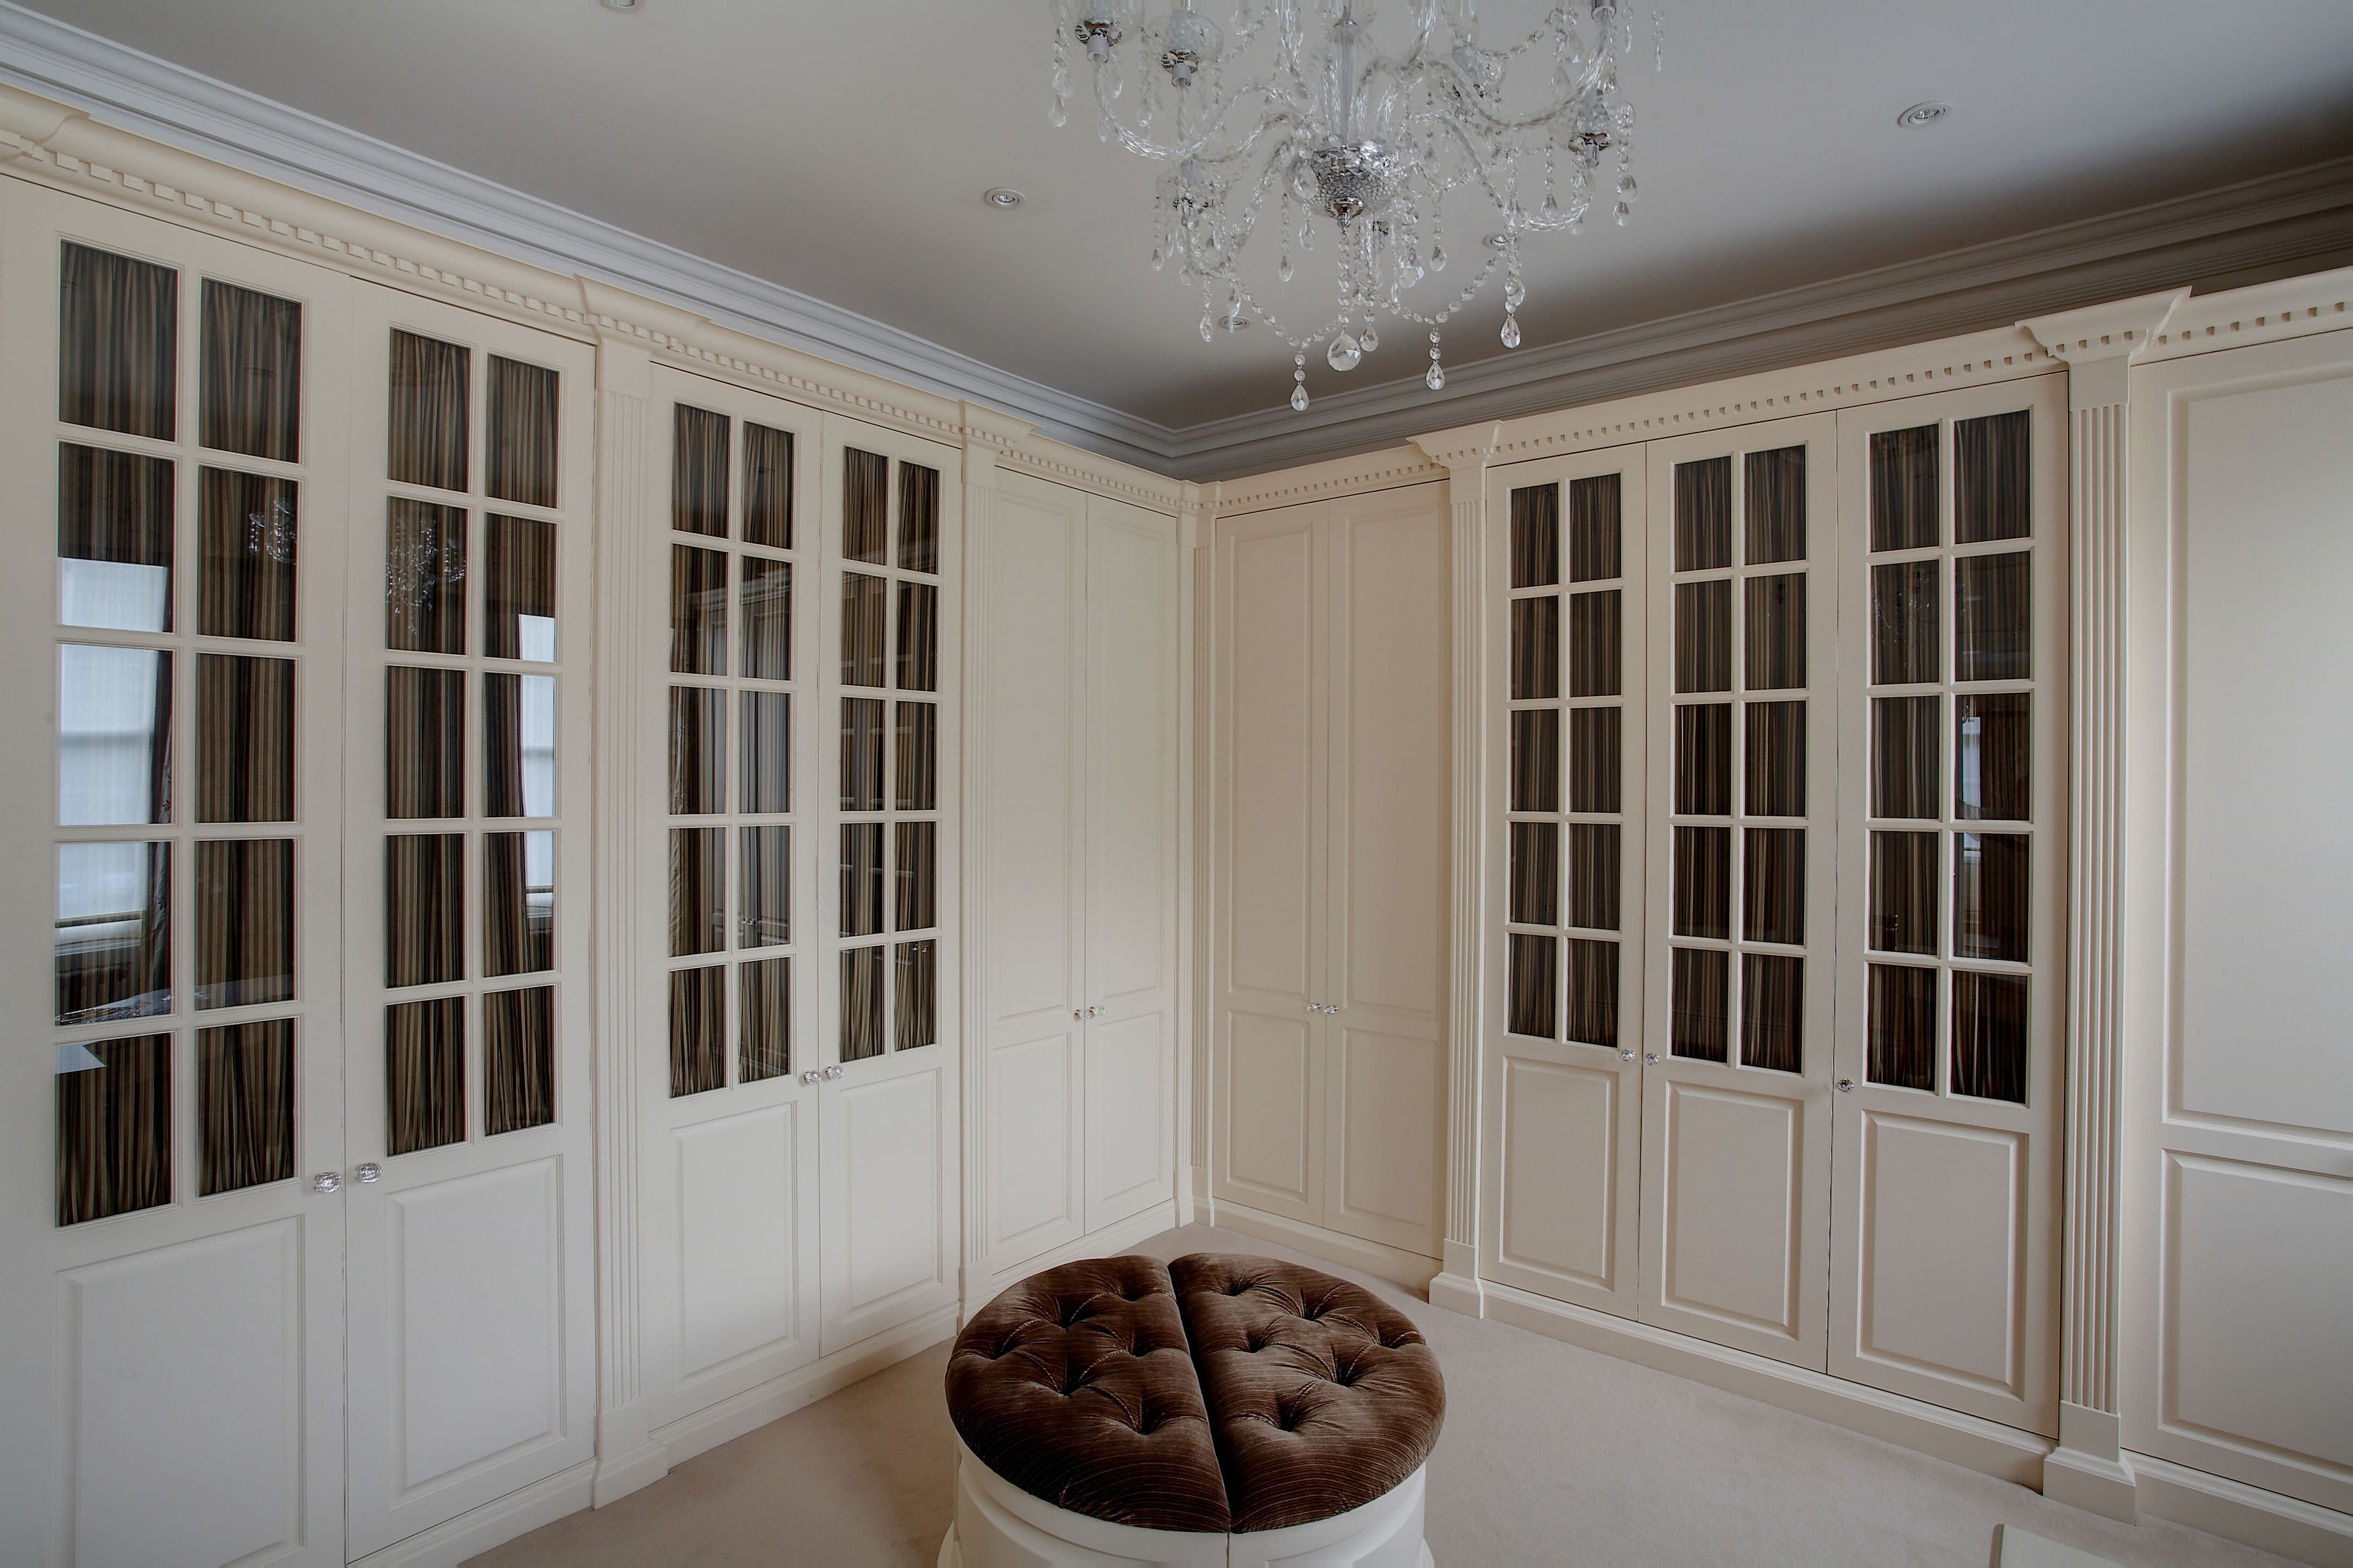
1667;546;1737;1063
1507;514;1566;1041
1565;541;1629;1045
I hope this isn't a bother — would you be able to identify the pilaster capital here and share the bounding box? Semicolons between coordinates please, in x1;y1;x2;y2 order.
2020;289;2188;409
1176;480;1207;552
1410;420;1504;482
957;401;1032;479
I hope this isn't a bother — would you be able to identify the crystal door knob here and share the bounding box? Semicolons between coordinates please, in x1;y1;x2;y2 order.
1644;1053;1660;1065
1086;1005;1101;1017
823;1065;845;1080
1305;1001;1319;1013
311;1171;341;1194
800;1069;820;1085
1837;1078;1855;1092
1619;1050;1636;1061
1074;1009;1084;1020
353;1163;382;1184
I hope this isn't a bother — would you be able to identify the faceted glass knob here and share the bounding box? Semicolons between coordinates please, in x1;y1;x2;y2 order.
311;1172;341;1195
354;1162;382;1184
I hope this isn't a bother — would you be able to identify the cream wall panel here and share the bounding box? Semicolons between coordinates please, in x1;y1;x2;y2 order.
987;1033;1079;1250
1494;1057;1622;1291
1223;1010;1319;1213
675;1104;813;1382
1856;1115;2023;1393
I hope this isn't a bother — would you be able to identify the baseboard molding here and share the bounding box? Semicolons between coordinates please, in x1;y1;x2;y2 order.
966;1200;1186;1320
350;1459;595;1567
1478;1279;2052;1490
1203;1199;1441;1295
2129;1453;2353;1568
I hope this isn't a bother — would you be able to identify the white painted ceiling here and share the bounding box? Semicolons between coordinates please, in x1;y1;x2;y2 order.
20;0;2353;431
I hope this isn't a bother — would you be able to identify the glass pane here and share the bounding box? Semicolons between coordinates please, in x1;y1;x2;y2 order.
741;957;791;1082
199;1020;294;1195
1508;933;1555;1039
1744;701;1806;818
1744;573;1806;691
1952;971;2028;1103
895;702;938;812
199;654;294;824
668;686;724;815
740;826;789;948
1564;938;1618;1048
1567;590;1620;698
742;691;790;814
1670;947;1729;1062
59;643;172;825
742;556;792;680
1567;823;1620;932
385;996;465;1155
60;242;177;440
59;444;173;633
1674;457;1730;571
387;666;464;819
844;449;889;564
899;461;940;573
385;834;463;987
1956;693;2030;822
1743;827;1805;946
486;673;556;818
1568;473;1622;582
485;830;554;977
1870;425;1939;551
1672;825;1730;940
201;469;299;642
1510;484;1558;588
1954;832;2030;962
387;498;465;654
1742;954;1802;1073
840;823;883;937
1870;831;1939;956
1868;964;1937;1090
57;842;169;1023
895;939;937;1052
670;545;727;675
1956;410;2031;545
841;945;885;1061
485;515;556;660
1674;580;1730;693
486;356;558;509
484;987;555;1135
1567;707;1619;815
1956;553;2031;681
841;572;887;687
1508;821;1558;926
1510;596;1559;700
200;279;300;461
840;698;884;811
388;330;468;492
1744;446;1805;565
1870;560;1938;685
672;404;729;537
195;837;294;1008
895;821;936;931
1872;696;1940;821
669;966;725;1096
897;581;939;692
1510;709;1559;813
1674;703;1730;817
743;423;794;549
56;1033;171;1224
669;827;723;958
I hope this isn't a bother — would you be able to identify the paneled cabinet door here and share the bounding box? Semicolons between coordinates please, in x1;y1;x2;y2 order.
1481;446;1649;1318
1830;378;2064;1436
1637;413;1838;1370
0;184;351;1567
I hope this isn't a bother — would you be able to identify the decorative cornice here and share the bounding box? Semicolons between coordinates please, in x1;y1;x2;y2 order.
2020;289;2189;366
2142;264;2353;362
1209;445;1447;519
1000;438;1188;513
1412;422;1504;473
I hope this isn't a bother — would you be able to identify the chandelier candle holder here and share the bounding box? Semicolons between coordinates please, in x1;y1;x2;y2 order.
1048;0;1663;410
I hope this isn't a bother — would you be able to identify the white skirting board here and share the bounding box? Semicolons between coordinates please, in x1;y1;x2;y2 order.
1197;1198;1441;1295
2128;1454;2353;1568
349;1461;595;1568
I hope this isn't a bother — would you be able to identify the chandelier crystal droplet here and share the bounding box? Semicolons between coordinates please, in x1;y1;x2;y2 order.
1048;0;1663;411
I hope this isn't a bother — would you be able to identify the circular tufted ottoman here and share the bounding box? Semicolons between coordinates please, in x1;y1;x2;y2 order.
940;1253;1443;1568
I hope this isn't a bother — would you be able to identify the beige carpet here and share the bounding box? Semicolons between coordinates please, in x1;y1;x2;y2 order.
473;1222;2288;1567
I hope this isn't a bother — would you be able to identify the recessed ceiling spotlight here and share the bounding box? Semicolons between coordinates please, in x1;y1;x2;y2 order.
1217;314;1250;333
1897;101;1952;129
600;0;640;10
983;187;1025;211
1484;232;1509;250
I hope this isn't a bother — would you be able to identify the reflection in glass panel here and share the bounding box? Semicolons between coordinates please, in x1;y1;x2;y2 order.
1957;693;2030;822
1870;425;1939;552
200;654;294;824
742;958;790;1082
670;545;727;675
1956;410;2031;545
1565;938;1618;1048
672;404;729;537
486;356;559;509
1672;826;1730;940
1567;590;1620;698
669;827;723;958
1955;552;2031;682
1952;971;2028;1103
203;469;299;642
1507;932;1555;1039
1742;954;1802;1073
899;461;940;574
56;1033;171;1224
1744;446;1806;565
842;945;887;1061
388;330;469;492
485;514;557;660
1567;824;1620;932
897;581;939;692
1567;707;1619;814
56;842;169;1023
743;423;793;549
1870;831;1939;956
387;666;464;819
844;449;890;565
1674;703;1730;817
842;573;887;687
59;444;173;633
1870;560;1938;686
1745;701;1806;818
486;673;556;818
200;279;301;461
1868;964;1936;1090
196;837;294;1009
894;940;938;1055
484;987;555;1135
1509;821;1558;926
1674;457;1731;571
669;966;725;1096
60;242;178;440
1954;832;2029;962
1744;573;1806;691
1510;484;1558;588
742;691;790;815
669;686;724;816
385;834;463;987
840;698;884;812
1510;596;1559;700
387;498;465;654
1670;947;1729;1062
59;643;172;825
1568;474;1622;583
840;824;884;937
1872;696;1940;821
895;702;937;812
1674;580;1730;694
199;1020;294;1195
1743;827;1805;946
740;826;789;949
742;556;792;680
486;830;554;977
385;996;465;1155
895;821;936;931
1510;709;1559;813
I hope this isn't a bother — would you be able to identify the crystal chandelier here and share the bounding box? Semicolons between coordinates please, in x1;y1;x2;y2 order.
1048;0;1663;410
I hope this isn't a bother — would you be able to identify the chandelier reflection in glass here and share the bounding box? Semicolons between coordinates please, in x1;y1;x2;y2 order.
1048;0;1663;410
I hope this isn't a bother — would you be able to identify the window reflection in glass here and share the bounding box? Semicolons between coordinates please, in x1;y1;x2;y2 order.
59;643;172;826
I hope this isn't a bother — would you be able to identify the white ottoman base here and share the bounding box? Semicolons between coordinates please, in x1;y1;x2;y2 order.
939;1436;1431;1568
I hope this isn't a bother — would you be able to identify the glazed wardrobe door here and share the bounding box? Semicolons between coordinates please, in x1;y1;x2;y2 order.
340;284;597;1557
0;182;352;1567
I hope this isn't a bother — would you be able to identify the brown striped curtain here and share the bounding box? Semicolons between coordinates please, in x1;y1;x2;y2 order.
56;1033;172;1224
1868;964;1935;1090
484;987;555;1135
741;557;792;680
201;469;300;642
1566;823;1620;932
743;423;794;549
1743;446;1805;564
1870;560;1938;686
1743;573;1807;691
1674;580;1730;693
389;330;469;492
59;444;174;631
739;826;790;947
200;280;301;462
841;946;885;1061
1741;954;1802;1073
386;997;465;1154
741;959;792;1081
844;450;889;564
1674;703;1731;816
1955;553;2031;681
387;667;465;819
1563;938;1617;1049
1510;484;1558;588
199;1020;295;1195
1566;707;1618;813
1869;425;1938;551
894;822;936;931
669;828;724;958
387;499;466;654
385;834;463;987
1567;474;1622;581
1567;590;1620;698
60;242;176;440
1670;947;1728;1061
485;515;557;659
1744;701;1806;818
673;406;729;537
485;831;552;977
198;655;294;824
841;699;884;812
1869;831;1939;954
1673;457;1730;571
1742;827;1805;945
841;573;887;686
486;356;559;508
840;824;884;937
669;687;725;815
1507;933;1555;1039
896;581;939;691
894;941;937;1052
897;462;940;573
1510;709;1559;814
669;966;726;1095
194;838;294;1009
1955;410;2031;544
894;702;937;812
1672;826;1729;940
670;545;728;674
1871;696;1939;820
741;691;791;814
1510;596;1559;700
1952;972;2027;1102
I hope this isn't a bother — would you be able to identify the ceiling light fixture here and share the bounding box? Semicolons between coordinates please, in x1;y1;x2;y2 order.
1897;100;1951;129
600;0;640;10
984;187;1027;210
1047;0;1665;410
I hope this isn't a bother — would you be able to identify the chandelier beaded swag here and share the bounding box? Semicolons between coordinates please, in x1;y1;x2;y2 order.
1047;0;1664;410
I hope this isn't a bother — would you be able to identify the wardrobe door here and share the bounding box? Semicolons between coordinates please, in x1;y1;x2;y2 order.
1638;414;1838;1369
1830;380;2065;1434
